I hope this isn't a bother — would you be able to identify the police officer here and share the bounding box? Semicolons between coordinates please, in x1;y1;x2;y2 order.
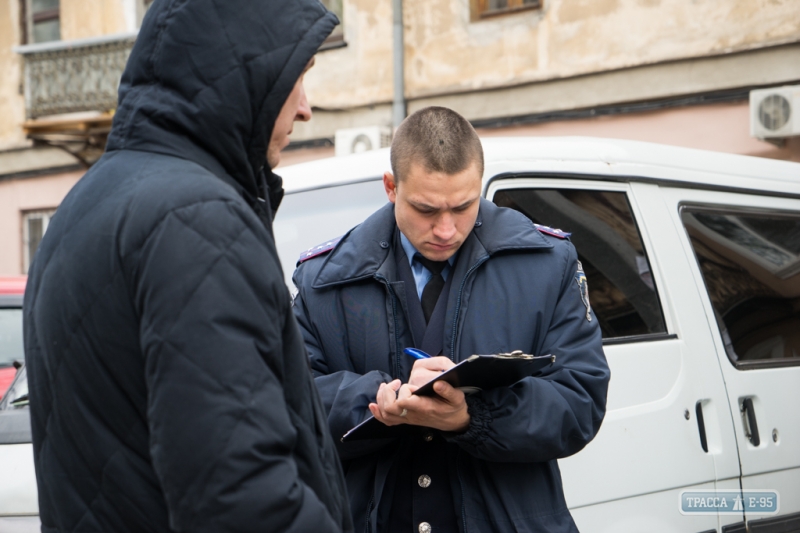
293;106;610;533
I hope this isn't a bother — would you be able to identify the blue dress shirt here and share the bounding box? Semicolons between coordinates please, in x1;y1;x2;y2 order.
399;232;457;300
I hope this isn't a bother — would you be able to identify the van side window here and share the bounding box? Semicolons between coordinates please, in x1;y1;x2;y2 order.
493;189;667;341
681;207;800;368
274;178;388;286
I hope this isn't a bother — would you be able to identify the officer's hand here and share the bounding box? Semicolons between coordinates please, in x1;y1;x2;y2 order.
394;381;470;433
368;380;409;427
408;356;455;388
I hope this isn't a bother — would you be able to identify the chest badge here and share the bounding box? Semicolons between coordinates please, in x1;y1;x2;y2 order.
575;261;592;322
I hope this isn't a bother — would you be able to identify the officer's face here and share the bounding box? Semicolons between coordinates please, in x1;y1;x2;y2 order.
384;162;482;262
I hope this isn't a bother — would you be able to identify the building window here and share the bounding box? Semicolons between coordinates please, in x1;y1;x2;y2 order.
22;209;56;274
319;0;345;49
24;0;60;44
472;0;541;20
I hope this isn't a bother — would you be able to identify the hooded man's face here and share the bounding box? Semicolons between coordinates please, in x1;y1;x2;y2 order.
267;59;315;169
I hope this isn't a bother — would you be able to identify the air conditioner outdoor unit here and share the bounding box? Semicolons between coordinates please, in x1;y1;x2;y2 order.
750;85;800;140
335;126;392;157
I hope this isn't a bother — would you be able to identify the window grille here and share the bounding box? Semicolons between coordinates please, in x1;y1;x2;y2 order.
22;209;56;274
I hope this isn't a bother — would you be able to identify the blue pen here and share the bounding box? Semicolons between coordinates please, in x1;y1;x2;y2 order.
404;347;432;360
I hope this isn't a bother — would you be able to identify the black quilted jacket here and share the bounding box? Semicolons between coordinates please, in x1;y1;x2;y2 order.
22;1;352;532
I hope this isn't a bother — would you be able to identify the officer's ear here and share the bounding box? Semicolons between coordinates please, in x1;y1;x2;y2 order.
383;171;397;204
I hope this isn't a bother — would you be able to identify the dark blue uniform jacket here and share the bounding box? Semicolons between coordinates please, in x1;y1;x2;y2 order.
23;1;352;532
293;199;611;533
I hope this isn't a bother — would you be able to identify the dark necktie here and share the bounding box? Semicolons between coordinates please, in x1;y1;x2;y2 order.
416;254;449;324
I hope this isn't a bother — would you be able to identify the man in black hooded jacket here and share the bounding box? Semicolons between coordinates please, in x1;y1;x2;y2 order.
22;1;353;532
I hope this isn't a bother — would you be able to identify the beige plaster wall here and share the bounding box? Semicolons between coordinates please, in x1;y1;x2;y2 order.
0;170;83;276
0;0;26;150
279;145;336;168
306;0;800;109
304;0;395;110
59;0;129;41
404;0;800;98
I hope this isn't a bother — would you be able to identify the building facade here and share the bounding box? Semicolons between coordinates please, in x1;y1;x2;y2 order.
0;0;152;276
297;0;800;160
1;0;799;276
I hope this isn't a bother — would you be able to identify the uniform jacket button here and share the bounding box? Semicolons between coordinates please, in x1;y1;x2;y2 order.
423;432;433;442
418;475;431;488
418;522;432;533
379;240;389;248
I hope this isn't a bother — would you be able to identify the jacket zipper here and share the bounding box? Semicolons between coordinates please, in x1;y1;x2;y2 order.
364;496;374;533
363;275;396;533
375;274;401;379
449;254;489;533
449;255;490;359
372;256;486;533
457;451;468;533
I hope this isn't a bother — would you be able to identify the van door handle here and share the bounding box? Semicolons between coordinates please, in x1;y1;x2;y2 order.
695;401;708;453
741;398;760;447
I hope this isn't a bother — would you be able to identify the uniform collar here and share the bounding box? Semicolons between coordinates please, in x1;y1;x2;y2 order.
311;198;553;289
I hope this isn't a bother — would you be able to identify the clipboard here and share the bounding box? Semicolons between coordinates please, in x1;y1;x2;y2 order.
341;351;555;442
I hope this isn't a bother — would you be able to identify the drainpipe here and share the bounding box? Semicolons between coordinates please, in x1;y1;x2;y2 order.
392;0;406;129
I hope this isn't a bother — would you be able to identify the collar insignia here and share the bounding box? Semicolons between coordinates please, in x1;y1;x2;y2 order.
297;236;343;265
534;224;571;239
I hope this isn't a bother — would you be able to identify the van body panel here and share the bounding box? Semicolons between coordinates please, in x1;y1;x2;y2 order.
661;187;800;520
0;444;38;516
483;176;738;529
630;182;743;480
570;481;719;533
280;138;800;198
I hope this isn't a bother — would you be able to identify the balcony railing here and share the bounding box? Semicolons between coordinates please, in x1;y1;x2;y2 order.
16;32;137;120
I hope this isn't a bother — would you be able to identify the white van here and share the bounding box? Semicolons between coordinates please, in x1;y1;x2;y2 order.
3;137;798;532
275;137;800;533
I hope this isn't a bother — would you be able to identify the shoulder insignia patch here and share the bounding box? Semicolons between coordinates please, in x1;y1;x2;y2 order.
297;236;343;265
575;260;592;322
534;223;571;239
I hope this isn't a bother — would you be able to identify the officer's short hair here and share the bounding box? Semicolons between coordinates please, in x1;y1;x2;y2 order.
391;106;484;182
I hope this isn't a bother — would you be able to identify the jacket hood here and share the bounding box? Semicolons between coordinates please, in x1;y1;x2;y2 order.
311;198;555;288
106;0;337;206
